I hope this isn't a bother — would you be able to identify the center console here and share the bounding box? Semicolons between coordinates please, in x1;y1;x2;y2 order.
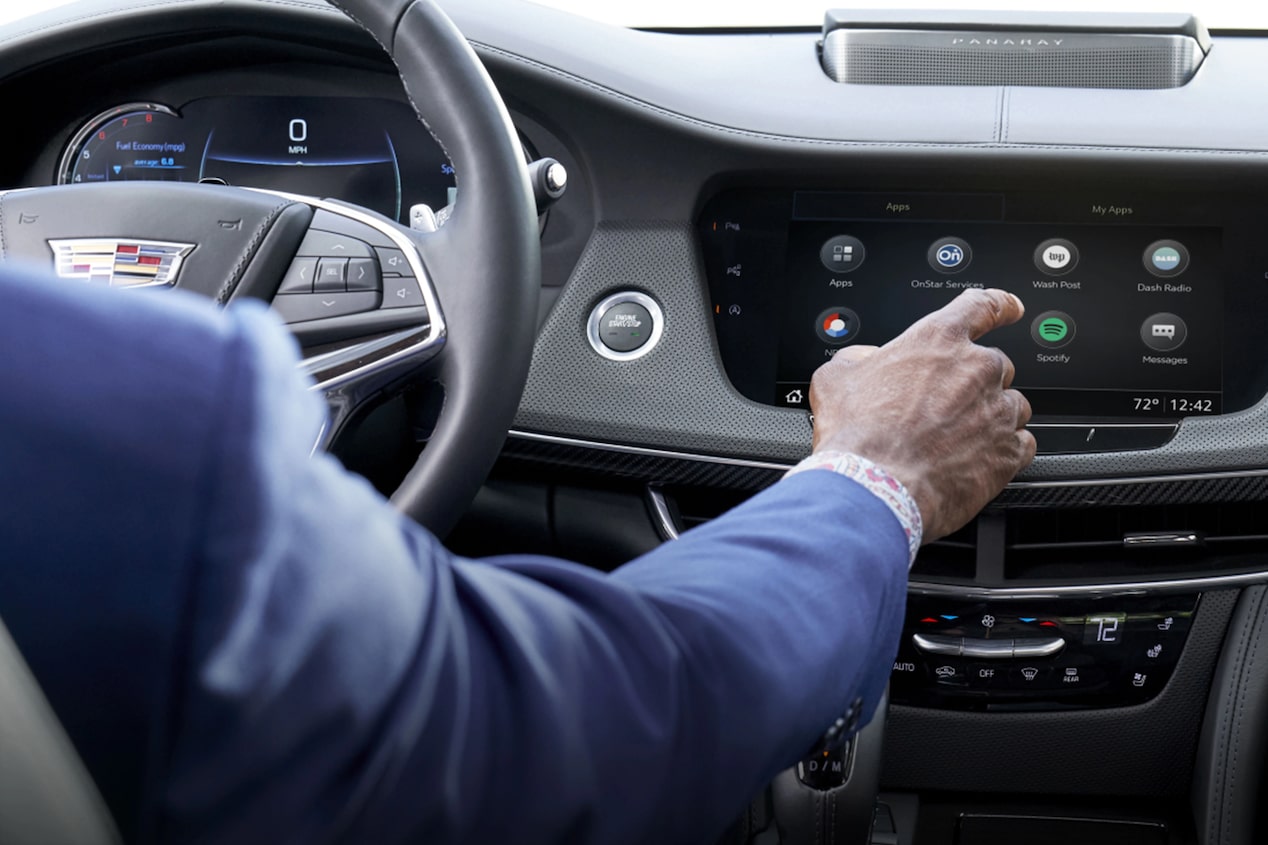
700;188;1268;454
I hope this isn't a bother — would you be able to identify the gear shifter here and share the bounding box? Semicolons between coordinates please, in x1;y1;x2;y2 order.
769;688;889;844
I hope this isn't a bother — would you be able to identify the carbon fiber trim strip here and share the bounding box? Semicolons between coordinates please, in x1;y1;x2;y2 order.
503;431;1268;508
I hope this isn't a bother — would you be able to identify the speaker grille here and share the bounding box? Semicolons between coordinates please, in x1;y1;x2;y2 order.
821;29;1203;89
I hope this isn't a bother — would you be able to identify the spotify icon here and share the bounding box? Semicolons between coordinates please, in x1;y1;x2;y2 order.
1030;310;1076;349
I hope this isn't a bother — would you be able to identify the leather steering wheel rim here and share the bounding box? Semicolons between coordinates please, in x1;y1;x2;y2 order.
331;0;541;535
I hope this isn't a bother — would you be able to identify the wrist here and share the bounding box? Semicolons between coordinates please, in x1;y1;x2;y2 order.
785;451;924;566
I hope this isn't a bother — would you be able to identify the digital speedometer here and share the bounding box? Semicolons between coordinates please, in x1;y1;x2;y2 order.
56;96;458;223
58;103;190;185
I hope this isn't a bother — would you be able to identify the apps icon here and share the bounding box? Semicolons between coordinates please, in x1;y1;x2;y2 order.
1140;312;1188;352
815;307;862;345
1030;310;1077;349
819;235;867;273
1034;238;1080;276
1143;240;1191;278
927;237;972;273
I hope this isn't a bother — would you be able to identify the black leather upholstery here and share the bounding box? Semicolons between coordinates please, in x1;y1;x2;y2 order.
1193;585;1268;845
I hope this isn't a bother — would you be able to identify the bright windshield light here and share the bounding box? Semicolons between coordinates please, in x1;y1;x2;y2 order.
529;0;1268;30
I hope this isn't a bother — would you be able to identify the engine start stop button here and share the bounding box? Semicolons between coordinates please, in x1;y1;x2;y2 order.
587;292;664;361
597;301;654;352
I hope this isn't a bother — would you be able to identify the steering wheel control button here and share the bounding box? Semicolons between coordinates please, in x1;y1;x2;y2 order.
1030;310;1076;349
819;235;866;273
815;307;862;346
297;229;373;259
927;237;972;274
273;291;380;324
1143;240;1191;277
597;301;654;353
382;277;427;309
315;258;349;292
587;292;665;362
1034;238;1079;276
346;258;380;292
278;258;317;294
375;247;413;276
1141;312;1188;352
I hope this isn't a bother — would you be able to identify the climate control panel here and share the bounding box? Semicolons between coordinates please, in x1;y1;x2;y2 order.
890;594;1199;710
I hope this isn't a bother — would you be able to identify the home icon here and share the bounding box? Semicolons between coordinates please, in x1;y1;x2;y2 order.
785;389;804;405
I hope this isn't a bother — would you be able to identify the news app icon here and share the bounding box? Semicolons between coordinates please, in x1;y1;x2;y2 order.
1034;238;1080;276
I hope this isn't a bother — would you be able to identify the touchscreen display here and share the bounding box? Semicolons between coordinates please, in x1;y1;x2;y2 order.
703;190;1225;421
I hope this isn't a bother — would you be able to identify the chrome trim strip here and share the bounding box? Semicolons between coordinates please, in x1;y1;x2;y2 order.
911;633;963;657
243;190;446;394
1007;467;1268;490
960;638;1019;659
1123;531;1204;548
646;487;680;541
506;430;1268;492
907;570;1268;600
585;291;665;362
1028;423;1178;430
1010;638;1066;659
507;430;794;472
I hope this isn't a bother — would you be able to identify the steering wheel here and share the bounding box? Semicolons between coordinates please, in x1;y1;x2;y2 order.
0;0;540;536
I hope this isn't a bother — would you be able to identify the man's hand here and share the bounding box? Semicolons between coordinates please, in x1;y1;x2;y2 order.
809;288;1036;542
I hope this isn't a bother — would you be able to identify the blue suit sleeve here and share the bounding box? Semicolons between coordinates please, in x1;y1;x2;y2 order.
0;272;908;845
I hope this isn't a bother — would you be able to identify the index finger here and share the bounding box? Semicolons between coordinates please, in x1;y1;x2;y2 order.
923;288;1025;342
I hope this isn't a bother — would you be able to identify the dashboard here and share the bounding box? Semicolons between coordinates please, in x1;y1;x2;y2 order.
6;1;1268;843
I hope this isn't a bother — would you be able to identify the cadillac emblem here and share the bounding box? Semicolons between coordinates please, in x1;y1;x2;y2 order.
48;239;195;288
